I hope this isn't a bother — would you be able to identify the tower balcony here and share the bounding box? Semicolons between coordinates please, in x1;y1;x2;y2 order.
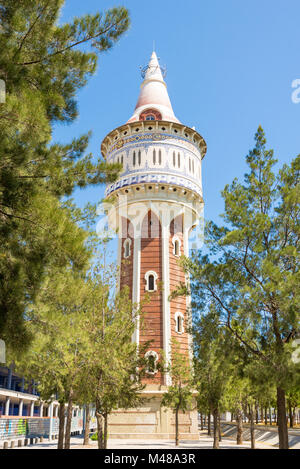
102;121;206;200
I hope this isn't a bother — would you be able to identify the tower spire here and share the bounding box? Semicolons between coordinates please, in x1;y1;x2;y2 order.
127;51;180;124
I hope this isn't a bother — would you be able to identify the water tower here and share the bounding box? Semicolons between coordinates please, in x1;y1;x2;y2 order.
101;51;206;439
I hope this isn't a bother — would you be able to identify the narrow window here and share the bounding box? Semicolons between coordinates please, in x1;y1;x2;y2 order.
148;274;155;291
145;271;157;291
153;149;156;165
121;155;123;166
172;236;181;257
148;355;155;373
178;153;180;168
175;313;184;334
173;151;176;167
145;351;158;374
177;315;183;333
138;150;141;166
189;158;191;172
192;160;194;174
159;150;162;165
133;151;136;166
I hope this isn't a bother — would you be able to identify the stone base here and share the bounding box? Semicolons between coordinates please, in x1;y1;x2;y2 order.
107;385;199;440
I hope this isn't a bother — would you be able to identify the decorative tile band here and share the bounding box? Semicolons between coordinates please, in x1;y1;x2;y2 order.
105;172;202;198
108;132;199;155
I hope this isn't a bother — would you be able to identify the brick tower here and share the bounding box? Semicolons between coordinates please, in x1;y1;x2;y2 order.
101;52;206;439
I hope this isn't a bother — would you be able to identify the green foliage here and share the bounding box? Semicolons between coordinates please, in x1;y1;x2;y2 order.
173;126;299;448
0;0;129;349
193;307;237;414
14;247;146;448
180;127;300;388
90;432;98;442
161;340;194;445
161;340;194;414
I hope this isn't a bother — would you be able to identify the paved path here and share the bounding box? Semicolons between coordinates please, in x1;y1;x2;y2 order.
11;433;278;450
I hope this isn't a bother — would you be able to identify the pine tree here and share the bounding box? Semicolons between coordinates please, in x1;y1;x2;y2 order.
176;127;300;449
75;260;147;450
192;308;236;449
0;0;129;350
13;268;92;449
161;339;195;447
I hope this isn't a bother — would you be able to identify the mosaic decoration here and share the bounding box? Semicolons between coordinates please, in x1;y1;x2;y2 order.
108;132;199;155
105;172;202;198
0;416;83;441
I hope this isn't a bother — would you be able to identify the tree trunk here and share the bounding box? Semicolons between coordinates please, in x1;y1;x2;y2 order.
255;403;259;425
236;407;243;445
292;409;296;428
213;408;219;449
218;412;222;442
277;387;289;449
207;411;211;436
64;388;73;449
200;413;204;430
269;407;272;426
96;411;104;449
260;405;264;423
264;407;268;426
288;403;293;429
175;407;179;446
104;413;108;449
57;402;65;450
249;406;255;449
83;404;90;445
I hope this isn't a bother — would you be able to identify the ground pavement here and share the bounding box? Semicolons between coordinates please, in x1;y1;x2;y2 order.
11;431;280;450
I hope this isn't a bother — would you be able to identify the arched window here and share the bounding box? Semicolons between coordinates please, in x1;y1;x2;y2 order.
148;275;155;291
145;271;158;292
121;155;123;166
173;151;176;167
175;312;184;334
192;160;194;174
133;151;136;167
123;238;132;259
139;108;162;121
153;149;156;165
145;351;158;374
138;150;141;166
159;149;162;165
189;158;191;172
178;153;180;168
172;236;181;257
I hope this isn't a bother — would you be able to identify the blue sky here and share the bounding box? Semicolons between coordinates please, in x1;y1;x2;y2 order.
54;0;300;250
